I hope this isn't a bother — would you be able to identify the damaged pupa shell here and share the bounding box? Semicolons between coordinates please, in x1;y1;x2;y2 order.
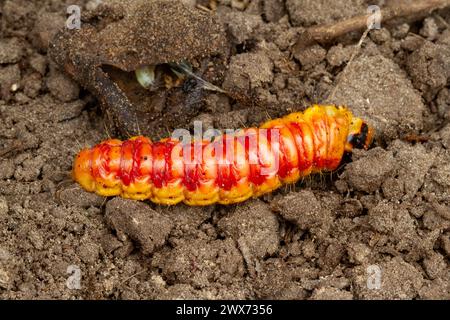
49;0;228;137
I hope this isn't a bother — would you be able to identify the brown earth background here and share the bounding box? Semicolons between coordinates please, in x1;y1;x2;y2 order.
0;0;449;299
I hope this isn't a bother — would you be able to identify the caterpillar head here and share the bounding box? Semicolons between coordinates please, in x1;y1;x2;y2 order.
345;117;374;151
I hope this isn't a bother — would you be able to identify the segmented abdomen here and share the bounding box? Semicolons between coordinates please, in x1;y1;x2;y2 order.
73;105;373;205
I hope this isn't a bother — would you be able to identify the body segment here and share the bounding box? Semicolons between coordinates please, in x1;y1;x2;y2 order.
73;105;373;205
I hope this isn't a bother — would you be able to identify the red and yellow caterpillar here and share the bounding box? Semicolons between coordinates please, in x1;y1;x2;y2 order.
73;105;374;205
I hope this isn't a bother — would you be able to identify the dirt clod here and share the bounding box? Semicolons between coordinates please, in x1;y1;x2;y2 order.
420;17;439;40
32;12;65;52
286;0;365;27
353;257;424;299
0;38;24;64
368;201;416;240
273;190;332;239
294;44;327;68
223;11;263;44
46;67;80;102
223;51;274;92
105;198;173;255
342;148;395;193
58;185;105;209
152;238;244;289
328;55;426;140
406;41;450;102
218;199;279;259
326;44;353;67
423;252;446;280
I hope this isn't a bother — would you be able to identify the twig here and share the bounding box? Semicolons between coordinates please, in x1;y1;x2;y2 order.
293;0;450;51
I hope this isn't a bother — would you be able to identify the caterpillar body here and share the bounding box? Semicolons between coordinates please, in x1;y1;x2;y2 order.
73;105;374;206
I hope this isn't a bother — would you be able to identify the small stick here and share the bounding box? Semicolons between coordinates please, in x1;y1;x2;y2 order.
293;0;450;51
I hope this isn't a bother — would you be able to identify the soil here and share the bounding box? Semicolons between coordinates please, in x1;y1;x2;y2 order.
0;0;449;300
